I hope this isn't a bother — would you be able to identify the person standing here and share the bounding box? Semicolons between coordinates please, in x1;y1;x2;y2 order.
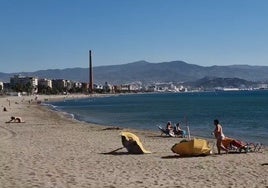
213;119;228;154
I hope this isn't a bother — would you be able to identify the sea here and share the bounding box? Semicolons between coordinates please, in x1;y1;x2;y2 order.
47;90;268;145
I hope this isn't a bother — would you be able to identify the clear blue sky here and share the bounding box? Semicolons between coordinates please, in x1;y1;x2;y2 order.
1;0;268;73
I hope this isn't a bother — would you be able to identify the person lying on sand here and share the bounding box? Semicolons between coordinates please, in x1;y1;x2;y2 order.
6;116;25;123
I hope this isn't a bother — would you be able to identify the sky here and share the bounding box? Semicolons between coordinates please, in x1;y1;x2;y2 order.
1;0;268;73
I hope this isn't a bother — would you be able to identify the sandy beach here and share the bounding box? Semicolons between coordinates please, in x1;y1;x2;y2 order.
0;95;267;188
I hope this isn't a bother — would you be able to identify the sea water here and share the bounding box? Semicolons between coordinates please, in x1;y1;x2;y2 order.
48;90;268;145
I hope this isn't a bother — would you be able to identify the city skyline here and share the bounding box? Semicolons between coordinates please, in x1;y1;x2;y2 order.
1;0;268;73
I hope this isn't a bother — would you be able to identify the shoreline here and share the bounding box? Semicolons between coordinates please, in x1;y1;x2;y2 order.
40;94;212;141
0;95;267;187
21;94;268;147
40;94;267;146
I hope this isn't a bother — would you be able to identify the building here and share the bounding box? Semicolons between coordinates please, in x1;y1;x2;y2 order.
73;82;82;89
0;81;3;91
52;79;67;91
38;78;52;88
10;75;38;94
103;82;112;93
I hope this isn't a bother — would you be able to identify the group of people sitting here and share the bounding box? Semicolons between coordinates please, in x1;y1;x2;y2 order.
159;121;186;137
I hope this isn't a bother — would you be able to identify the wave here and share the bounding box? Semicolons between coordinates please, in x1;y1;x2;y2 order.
42;103;75;120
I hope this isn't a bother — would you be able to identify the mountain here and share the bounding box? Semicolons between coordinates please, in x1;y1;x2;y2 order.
1;61;268;84
186;76;255;89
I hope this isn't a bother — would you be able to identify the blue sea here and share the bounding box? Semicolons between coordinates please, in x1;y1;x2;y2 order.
48;90;268;145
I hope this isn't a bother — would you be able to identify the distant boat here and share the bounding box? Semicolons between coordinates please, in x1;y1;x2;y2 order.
223;88;239;91
215;87;240;91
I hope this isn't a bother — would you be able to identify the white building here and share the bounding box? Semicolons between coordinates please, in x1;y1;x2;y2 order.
0;81;3;90
73;82;82;88
38;78;52;88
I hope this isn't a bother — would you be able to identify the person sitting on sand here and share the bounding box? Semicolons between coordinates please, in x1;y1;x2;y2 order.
6;116;24;123
213;119;228;154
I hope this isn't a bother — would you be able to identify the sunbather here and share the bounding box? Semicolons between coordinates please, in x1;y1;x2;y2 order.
222;137;248;152
174;122;186;137
6;116;24;123
166;121;175;136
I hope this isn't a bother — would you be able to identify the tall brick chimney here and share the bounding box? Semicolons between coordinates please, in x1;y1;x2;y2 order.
89;50;93;93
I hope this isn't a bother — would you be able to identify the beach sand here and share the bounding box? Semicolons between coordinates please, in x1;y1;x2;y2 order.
0;95;267;188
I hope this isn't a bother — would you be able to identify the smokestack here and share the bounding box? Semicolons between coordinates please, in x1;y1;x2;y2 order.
89;50;93;93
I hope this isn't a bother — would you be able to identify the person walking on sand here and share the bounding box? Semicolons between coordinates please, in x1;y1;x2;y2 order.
213;119;228;154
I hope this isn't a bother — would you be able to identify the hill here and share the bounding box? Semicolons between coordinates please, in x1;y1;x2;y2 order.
1;61;268;84
186;76;255;89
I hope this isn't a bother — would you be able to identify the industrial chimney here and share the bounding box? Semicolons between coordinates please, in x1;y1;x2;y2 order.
89;50;93;93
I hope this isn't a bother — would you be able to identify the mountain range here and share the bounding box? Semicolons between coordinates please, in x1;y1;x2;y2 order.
1;60;268;85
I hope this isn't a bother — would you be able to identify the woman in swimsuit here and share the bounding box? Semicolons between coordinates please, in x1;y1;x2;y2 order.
213;119;228;154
